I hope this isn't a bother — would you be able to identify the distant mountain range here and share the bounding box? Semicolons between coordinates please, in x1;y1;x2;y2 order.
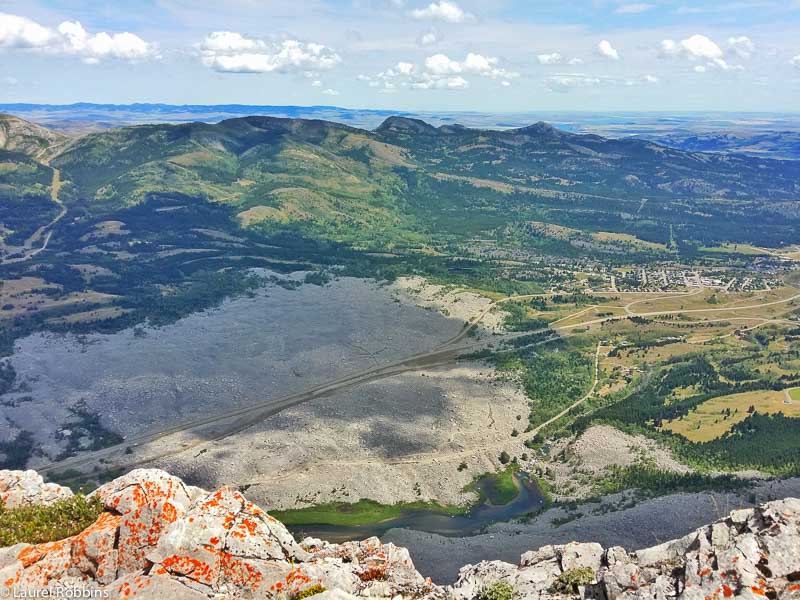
2;112;796;252
2;103;799;159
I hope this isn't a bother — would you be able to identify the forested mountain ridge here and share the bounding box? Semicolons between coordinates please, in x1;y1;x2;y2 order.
41;114;800;250
375;116;800;200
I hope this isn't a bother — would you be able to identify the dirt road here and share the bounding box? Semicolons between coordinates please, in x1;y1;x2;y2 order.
1;166;67;265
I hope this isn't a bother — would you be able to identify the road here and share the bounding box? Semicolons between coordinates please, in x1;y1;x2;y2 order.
35;285;800;480
1;164;67;265
528;340;603;436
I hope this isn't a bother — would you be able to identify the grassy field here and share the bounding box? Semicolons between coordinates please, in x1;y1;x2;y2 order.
700;243;770;256
662;389;800;442
269;498;466;527
790;388;800;402
466;466;520;505
592;231;667;251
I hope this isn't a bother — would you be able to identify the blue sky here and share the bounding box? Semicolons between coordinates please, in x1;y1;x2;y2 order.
1;0;799;111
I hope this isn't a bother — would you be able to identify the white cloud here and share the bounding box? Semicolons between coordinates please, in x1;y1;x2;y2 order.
661;34;745;72
200;31;264;53
199;33;341;73
417;27;441;46
728;36;754;59
0;13;54;48
568;57;584;65
359;51;515;92
545;73;602;92
409;1;472;23
597;40;620;60
57;21;153;63
792;55;800;68
321;88;339;96
396;61;416;75
424;52;518;79
537;52;562;65
614;3;654;14
410;73;469;89
545;71;657;92
661;34;722;60
311;79;323;87
712;58;744;71
424;53;461;74
0;12;154;63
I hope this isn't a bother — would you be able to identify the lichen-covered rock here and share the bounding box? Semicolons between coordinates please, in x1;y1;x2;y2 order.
0;469;73;508
93;468;195;574
1;469;798;600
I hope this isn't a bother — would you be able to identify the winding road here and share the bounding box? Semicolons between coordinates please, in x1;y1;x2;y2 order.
1;162;67;266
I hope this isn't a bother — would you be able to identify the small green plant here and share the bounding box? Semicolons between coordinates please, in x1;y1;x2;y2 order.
0;494;104;546
476;581;516;600
551;567;595;595
294;584;326;599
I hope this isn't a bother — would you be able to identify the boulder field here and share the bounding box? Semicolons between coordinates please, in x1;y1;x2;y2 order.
1;469;798;599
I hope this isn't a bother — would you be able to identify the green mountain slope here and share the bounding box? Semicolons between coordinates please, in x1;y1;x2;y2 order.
51;116;800;249
52;117;423;249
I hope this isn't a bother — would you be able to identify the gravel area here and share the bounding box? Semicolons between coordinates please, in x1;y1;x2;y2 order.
3;274;464;463
159;362;531;509
390;276;507;334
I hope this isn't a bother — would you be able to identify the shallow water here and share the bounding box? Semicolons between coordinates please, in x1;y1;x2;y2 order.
286;473;546;543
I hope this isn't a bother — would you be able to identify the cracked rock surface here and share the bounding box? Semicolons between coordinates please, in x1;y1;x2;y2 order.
1;469;798;599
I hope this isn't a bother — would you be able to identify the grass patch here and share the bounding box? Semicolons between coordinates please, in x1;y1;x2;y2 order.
699;243;768;256
294;584;326;599
789;388;800;402
551;567;596;594
466;465;520;506
476;581;516;600
270;498;465;527
662;389;800;442
0;494;104;546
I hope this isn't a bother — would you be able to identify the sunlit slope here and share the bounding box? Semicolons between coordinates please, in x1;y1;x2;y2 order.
0;113;68;159
52;116;800;248
52;117;425;248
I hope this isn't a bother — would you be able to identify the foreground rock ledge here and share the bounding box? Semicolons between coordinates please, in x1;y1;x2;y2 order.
1;469;798;599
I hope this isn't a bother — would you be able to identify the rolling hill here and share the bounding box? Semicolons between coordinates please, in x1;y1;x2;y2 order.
45;115;800;249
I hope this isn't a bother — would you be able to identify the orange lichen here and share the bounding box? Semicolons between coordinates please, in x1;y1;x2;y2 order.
161;502;177;523
219;552;264;589
160;554;215;585
17;539;69;568
358;565;388;582
286;568;311;586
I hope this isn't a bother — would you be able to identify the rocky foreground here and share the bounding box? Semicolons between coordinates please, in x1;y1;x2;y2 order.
1;469;799;599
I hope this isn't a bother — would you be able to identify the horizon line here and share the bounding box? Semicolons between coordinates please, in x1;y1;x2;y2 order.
2;102;800;116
